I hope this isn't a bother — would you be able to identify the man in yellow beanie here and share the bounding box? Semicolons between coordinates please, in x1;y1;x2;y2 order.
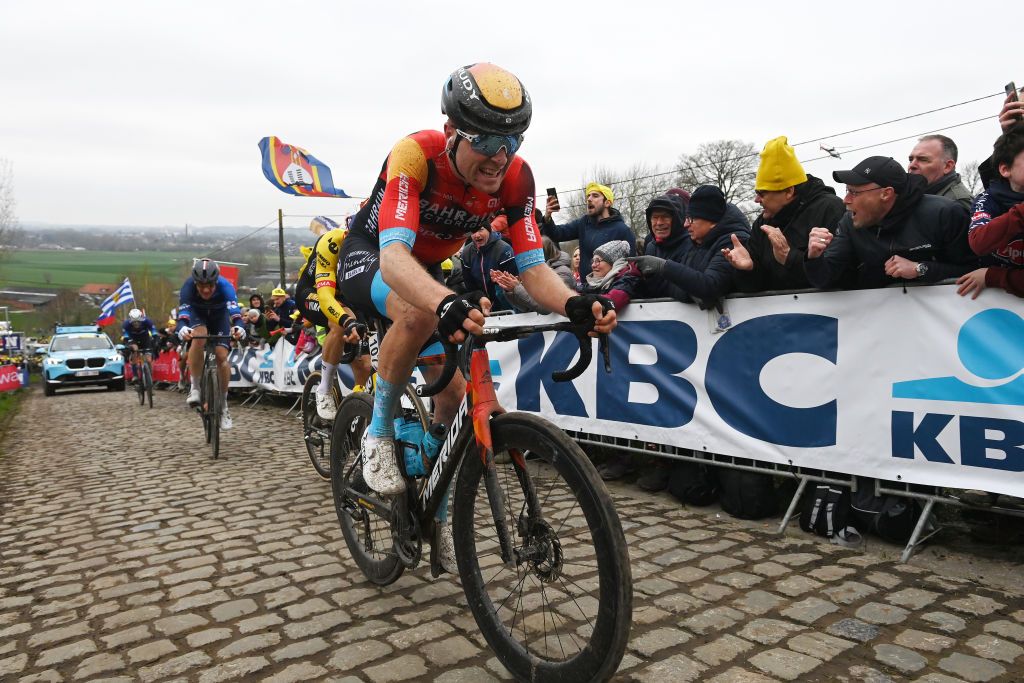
542;180;635;280
723;136;845;291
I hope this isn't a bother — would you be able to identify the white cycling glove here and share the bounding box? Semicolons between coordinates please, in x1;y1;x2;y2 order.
177;325;193;341
231;325;247;340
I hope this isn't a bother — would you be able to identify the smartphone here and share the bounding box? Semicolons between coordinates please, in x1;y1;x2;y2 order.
1008;82;1022;122
546;187;560;211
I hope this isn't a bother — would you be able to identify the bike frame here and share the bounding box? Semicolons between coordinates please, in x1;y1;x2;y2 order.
342;339;518;561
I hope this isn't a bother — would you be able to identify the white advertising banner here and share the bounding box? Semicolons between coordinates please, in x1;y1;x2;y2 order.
221;285;1023;497
482;284;1024;498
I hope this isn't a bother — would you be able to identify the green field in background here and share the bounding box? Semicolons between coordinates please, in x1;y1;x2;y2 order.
0;250;195;290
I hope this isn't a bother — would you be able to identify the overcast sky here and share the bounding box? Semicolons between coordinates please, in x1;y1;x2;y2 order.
1;0;1016;229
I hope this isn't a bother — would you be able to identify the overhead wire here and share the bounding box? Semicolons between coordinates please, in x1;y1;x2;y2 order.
543;91;1004;205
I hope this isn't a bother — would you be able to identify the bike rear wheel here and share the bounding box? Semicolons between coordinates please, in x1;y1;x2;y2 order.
452;412;632;683
329;393;404;586
302;371;338;479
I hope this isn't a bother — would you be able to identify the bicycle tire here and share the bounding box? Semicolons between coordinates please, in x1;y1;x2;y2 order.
302;371;338;480
200;364;213;444
452;412;632;683
144;363;154;409
330;393;404;586
207;364;221;459
135;363;145;406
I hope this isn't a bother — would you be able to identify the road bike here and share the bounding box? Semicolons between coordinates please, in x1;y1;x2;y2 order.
129;346;154;409
302;330;428;480
191;335;231;459
330;320;632;682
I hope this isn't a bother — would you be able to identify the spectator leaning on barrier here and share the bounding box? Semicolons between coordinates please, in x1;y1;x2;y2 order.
542;182;636;279
908;134;974;211
724;136;846;292
642;187;690;253
459;219;518;312
957;122;1024;299
804;156;976;288
629;185;751;309
491;236;576;314
244;307;271;348
635;192;690;300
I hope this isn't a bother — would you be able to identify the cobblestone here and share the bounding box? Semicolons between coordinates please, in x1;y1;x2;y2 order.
2;389;1023;682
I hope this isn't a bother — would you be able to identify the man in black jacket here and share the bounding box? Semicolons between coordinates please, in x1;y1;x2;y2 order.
723;136;846;292
630;185;750;308
805;156;975;289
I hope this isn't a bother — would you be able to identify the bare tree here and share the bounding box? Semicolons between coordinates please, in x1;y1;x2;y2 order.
0;159;19;254
961;160;982;196
675;139;759;211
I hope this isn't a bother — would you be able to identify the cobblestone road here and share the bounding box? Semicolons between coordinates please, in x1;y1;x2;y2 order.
2;387;1023;682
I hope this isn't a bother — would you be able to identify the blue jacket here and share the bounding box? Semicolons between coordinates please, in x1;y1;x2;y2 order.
122;317;157;341
176;276;242;332
542;208;635;279
460;231;518;309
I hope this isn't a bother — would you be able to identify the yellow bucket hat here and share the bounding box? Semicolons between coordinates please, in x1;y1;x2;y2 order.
585;182;614;205
755;136;807;192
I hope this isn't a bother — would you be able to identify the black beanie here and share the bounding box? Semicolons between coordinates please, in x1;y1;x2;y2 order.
687;185;727;222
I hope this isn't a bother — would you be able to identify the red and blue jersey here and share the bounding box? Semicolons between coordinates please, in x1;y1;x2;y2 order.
348;130;544;272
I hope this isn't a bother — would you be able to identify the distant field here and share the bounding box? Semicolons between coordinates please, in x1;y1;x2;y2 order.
0;250;195;290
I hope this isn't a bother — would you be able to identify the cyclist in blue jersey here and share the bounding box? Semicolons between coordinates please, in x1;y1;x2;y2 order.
175;259;246;429
122;308;158;383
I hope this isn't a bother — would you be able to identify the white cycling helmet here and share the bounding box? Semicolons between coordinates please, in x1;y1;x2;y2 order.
128;308;143;322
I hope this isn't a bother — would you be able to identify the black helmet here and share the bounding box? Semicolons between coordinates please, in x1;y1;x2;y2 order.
441;63;531;136
192;258;220;284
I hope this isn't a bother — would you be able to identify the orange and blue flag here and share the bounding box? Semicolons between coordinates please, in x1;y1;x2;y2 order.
258;137;350;198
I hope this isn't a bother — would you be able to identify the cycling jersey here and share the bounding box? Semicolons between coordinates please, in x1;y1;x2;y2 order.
295;228;350;326
348;129;544;272
176;276;242;347
122;318;157;342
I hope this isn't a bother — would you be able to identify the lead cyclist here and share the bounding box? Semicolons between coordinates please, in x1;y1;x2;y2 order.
336;62;616;574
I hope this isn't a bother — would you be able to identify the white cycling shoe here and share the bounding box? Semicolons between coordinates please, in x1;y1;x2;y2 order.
360;432;406;495
315;392;337;421
186;388;201;408
220;408;233;430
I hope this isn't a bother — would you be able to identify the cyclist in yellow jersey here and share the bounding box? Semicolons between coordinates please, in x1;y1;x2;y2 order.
295;216;371;419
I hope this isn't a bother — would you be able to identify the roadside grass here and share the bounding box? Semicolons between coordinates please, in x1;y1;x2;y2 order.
0;388;26;449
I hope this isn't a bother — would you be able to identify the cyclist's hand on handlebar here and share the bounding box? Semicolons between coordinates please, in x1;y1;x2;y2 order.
436;291;490;343
342;319;366;344
178;326;193;342
231;325;247;341
565;294;617;337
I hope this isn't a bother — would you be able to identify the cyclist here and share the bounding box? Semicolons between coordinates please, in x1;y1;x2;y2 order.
176;258;246;430
121;308;157;382
295;215;372;419
336;62;617;572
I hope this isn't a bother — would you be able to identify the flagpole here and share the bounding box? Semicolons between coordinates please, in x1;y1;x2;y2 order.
278;209;286;289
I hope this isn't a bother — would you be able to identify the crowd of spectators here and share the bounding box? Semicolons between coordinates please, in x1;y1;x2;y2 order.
433;93;1024;527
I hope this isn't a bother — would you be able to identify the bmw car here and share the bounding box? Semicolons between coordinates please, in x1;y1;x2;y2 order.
42;325;125;395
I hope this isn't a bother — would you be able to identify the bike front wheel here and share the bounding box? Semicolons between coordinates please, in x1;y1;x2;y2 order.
329;393;404;586
205;364;221;459
453;412;632;683
302;371;337;479
135;364;145;406
144;362;154;409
